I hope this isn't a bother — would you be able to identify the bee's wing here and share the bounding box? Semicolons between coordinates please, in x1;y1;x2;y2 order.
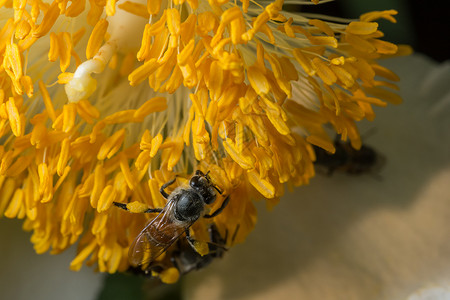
128;199;192;267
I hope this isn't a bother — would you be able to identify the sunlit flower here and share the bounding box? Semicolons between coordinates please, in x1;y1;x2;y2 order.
0;0;409;282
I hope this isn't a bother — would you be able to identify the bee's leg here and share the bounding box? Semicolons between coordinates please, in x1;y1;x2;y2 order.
204;195;230;218
185;229;208;254
212;185;223;195
160;177;177;199
230;223;240;244
143;207;163;213
185;229;227;254
113;202;130;211
112;202;162;213
185;229;196;249
208;223;225;243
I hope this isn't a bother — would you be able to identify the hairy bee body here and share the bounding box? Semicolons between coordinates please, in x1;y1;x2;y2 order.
114;170;230;268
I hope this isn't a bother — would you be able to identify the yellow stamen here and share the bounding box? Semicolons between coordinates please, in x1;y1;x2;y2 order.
134;97;168;120
166;8;181;36
38;163;53;203
247;170;275;199
311;57;337;86
57;32;72;72
86;19;109;60
6;43;23;80
106;0;117;16
66;0;86;17
150;134;163;157
4;189;24;219
118;1;149;19
97;185;116;212
223;139;254;170
20;75;34;98
5;155;33;177
119;154;136;190
346;21;379;35
32;2;59;38
70;239;98;271
1;150;14;175
6;97;23;137
309;19;335;37
53;166;71;192
247;66;270;95
128;58;160;86
97;129;126;160
90;164;106;209
57;138;70;176
147;0;162;15
76;99;100;124
62;103;77;133
360;9;398;23
15;19;31;40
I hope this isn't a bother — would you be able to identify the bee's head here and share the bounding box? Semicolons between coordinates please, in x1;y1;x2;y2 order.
189;170;211;191
190;170;217;204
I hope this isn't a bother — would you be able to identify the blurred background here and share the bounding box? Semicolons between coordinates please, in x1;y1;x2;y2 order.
1;1;449;300
298;0;450;62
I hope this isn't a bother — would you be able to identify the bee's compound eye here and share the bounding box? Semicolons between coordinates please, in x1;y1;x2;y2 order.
190;176;201;188
190;175;208;189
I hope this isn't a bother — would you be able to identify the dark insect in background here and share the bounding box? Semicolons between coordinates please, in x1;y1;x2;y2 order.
313;135;385;177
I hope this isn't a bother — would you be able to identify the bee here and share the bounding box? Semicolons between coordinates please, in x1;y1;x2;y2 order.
313;136;384;176
113;170;230;268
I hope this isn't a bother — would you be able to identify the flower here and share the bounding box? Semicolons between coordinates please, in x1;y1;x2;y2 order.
0;0;409;282
183;53;450;299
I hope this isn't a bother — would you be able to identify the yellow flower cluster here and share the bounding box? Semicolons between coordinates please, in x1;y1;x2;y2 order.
0;0;408;282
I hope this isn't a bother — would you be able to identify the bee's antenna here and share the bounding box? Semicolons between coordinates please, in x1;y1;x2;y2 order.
204;170;213;184
202;170;224;194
